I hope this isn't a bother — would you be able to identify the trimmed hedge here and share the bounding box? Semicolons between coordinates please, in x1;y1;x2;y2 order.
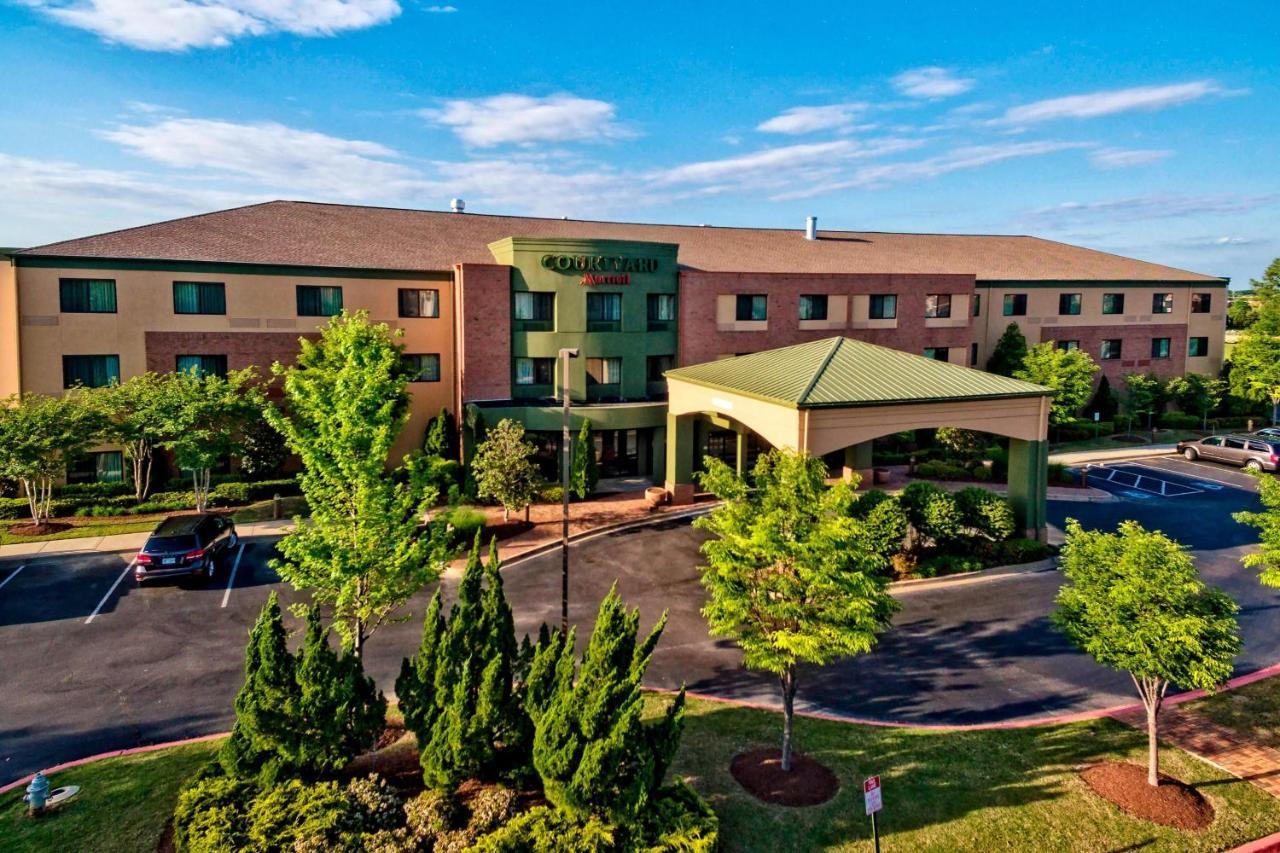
0;477;301;521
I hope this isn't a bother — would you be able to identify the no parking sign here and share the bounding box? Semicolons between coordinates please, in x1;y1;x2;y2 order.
863;775;882;815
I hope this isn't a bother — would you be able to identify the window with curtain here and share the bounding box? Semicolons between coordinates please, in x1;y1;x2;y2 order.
296;285;343;316
1152;293;1174;314
1102;293;1125;314
63;355;120;388
1101;339;1122;360
587;293;622;330
1191;293;1212;314
799;294;828;321
1002;293;1027;316
514;357;555;386
586;357;622;385
647;294;675;329
973;293;981;316
1151;337;1171;359
59;278;117;313
513;292;555;329
176;354;228;378
922;347;949;362
403;354;441;382
68;451;124;484
398;288;440;318
646;354;674;382
925;294;952;318
735;294;767;321
1058;293;1082;315
1189;336;1209;357
173;281;226;315
1055;340;1081;351
869;294;897;319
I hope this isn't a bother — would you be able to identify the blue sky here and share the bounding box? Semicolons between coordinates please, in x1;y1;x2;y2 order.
1;1;1276;286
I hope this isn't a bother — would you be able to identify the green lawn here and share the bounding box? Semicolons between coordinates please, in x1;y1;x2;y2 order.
1049;429;1202;456
7;697;1277;853
1189;675;1280;752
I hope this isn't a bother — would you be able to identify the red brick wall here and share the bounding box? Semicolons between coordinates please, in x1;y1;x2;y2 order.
454;263;511;405
678;271;977;365
144;330;316;377
1039;323;1187;382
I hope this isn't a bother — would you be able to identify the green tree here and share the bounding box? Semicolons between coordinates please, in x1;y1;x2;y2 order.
899;481;963;551
94;373;175;501
1229;260;1280;421
240;417;288;479
1166;373;1227;429
1053;520;1240;786
571;420;599;500
1227;297;1258;330
694;449;898;770
1085;374;1119;422
1015;342;1100;425
1121;373;1163;433
934;427;986;459
424;407;458;461
160;368;262;511
0;391;104;526
527;586;685;822
473;418;540;522
986;322;1028;377
1236;475;1280;589
267;312;453;658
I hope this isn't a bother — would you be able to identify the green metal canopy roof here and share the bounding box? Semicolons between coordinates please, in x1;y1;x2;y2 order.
665;337;1053;409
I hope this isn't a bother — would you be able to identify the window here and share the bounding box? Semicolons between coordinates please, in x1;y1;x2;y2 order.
513;292;555;330
587;293;622;331
67;451;124;484
647;294;676;329
176;354;228;378
296;285;343;317
922;347;949;362
973;293;981;316
799;294;828;321
1191;293;1212;314
403;354;441;382
173;281;225;315
63;354;120;388
1100;339;1122;360
514;357;555;386
1152;292;1173;314
1102;293;1125;315
59;278;116;313
924;294;952;319
398;288;439;318
1003;293;1028;316
869;294;897;320
1055;340;1080;351
970;342;979;366
586;357;622;386
647;354;674;382
1189;336;1209;357
1151;337;1171;359
735;294;767;321
1058;293;1082;315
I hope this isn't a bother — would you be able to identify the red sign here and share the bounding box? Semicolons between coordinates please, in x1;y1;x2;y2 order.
863;775;882;815
580;273;630;286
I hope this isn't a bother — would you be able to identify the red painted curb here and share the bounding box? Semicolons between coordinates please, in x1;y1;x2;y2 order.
0;732;229;796
1231;832;1280;853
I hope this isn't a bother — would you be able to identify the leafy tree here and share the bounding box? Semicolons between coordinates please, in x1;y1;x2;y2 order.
267;312;453;658
954;487;1016;543
424;407;458;461
93;373;175;501
1236;475;1280;589
899;481;963;550
1227;297;1258;330
571;420;599;500
1053;520;1239;786
848;490;908;562
1229;260;1280;421
0;391;104;525
239;417;288;479
1166;373;1227;429
986;322;1028;377
1015;342;1100;425
160;368;262;511
473;418;540;522
527;586;685;821
1121;373;1163;433
934;427;986;459
694;449;898;770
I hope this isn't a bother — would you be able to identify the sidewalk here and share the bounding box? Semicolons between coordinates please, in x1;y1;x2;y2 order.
0;518;296;562
871;464;1114;503
1049;443;1178;466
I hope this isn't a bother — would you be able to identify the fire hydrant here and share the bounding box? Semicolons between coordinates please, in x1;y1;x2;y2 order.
24;772;49;816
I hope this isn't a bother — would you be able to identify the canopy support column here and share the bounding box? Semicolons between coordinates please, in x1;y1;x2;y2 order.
664;412;696;505
842;440;874;489
1007;438;1048;542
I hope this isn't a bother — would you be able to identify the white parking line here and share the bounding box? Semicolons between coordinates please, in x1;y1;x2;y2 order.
221;543;246;609
1136;456;1259;490
0;564;25;591
85;561;134;625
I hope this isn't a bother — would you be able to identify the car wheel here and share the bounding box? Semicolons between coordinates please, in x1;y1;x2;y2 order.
1247;459;1264;473
1184;448;1198;461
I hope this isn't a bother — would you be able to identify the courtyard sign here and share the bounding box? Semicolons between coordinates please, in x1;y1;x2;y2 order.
540;253;661;278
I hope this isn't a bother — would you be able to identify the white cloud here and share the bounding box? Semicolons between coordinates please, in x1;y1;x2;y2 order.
424;93;630;148
1089;147;1173;169
891;67;975;98
423;4;455;10
1022;193;1279;227
23;0;400;50
998;81;1227;125
756;103;869;135
429;157;636;216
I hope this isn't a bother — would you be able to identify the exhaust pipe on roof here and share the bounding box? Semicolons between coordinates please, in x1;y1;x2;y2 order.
450;198;465;213
805;215;817;240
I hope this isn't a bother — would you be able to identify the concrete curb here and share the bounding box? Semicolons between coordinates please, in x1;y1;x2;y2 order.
1049;444;1178;466
0;732;229;795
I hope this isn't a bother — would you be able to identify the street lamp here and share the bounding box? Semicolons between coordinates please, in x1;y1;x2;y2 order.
559;347;580;636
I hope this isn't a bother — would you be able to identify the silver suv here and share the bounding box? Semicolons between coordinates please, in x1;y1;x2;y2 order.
1177;434;1280;472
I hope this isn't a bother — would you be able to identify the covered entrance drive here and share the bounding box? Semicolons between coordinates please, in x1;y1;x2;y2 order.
663;337;1054;539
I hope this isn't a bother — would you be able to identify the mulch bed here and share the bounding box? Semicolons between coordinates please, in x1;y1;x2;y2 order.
730;747;840;807
1079;761;1214;830
7;521;72;536
481;520;535;542
156;818;175;853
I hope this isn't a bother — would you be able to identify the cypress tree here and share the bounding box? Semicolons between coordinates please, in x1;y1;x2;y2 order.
423;407;458;460
531;585;686;822
986;322;1028;377
220;592;299;781
395;590;445;737
571;420;599;499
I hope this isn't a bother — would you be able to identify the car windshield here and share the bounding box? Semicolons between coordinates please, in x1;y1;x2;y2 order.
146;535;198;553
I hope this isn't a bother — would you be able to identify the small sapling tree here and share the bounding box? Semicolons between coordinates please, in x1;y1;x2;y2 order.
472;418;540;522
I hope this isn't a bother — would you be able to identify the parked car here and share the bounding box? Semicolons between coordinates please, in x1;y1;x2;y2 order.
1176;434;1280;472
135;513;238;584
1254;427;1280;440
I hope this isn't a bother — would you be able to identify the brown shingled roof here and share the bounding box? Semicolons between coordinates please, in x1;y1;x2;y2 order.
17;200;1224;282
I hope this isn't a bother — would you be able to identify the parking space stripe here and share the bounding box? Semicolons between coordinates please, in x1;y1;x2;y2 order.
221;543;246;609
0;564;25;591
1136;456;1260;490
85;562;134;625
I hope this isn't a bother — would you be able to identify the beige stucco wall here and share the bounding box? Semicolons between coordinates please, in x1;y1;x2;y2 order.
0;257;19;399
15;264;456;461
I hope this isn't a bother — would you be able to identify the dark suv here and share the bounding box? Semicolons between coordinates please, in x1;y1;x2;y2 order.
135;513;238;584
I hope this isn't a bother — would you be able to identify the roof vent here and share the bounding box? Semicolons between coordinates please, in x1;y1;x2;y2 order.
805;216;818;241
450;198;465;213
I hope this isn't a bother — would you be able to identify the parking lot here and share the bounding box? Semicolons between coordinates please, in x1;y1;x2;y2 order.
1082;453;1266;501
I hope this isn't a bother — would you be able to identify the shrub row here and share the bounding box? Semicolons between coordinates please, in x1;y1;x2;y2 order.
0;477;301;520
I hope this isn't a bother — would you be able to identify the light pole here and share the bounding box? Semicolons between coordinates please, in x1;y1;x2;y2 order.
559;347;580;636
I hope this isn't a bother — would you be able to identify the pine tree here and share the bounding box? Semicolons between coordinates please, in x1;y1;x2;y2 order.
985;322;1028;377
424;408;458;460
395;590;445;737
220;593;299;780
530;586;686;822
571;420;599;499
